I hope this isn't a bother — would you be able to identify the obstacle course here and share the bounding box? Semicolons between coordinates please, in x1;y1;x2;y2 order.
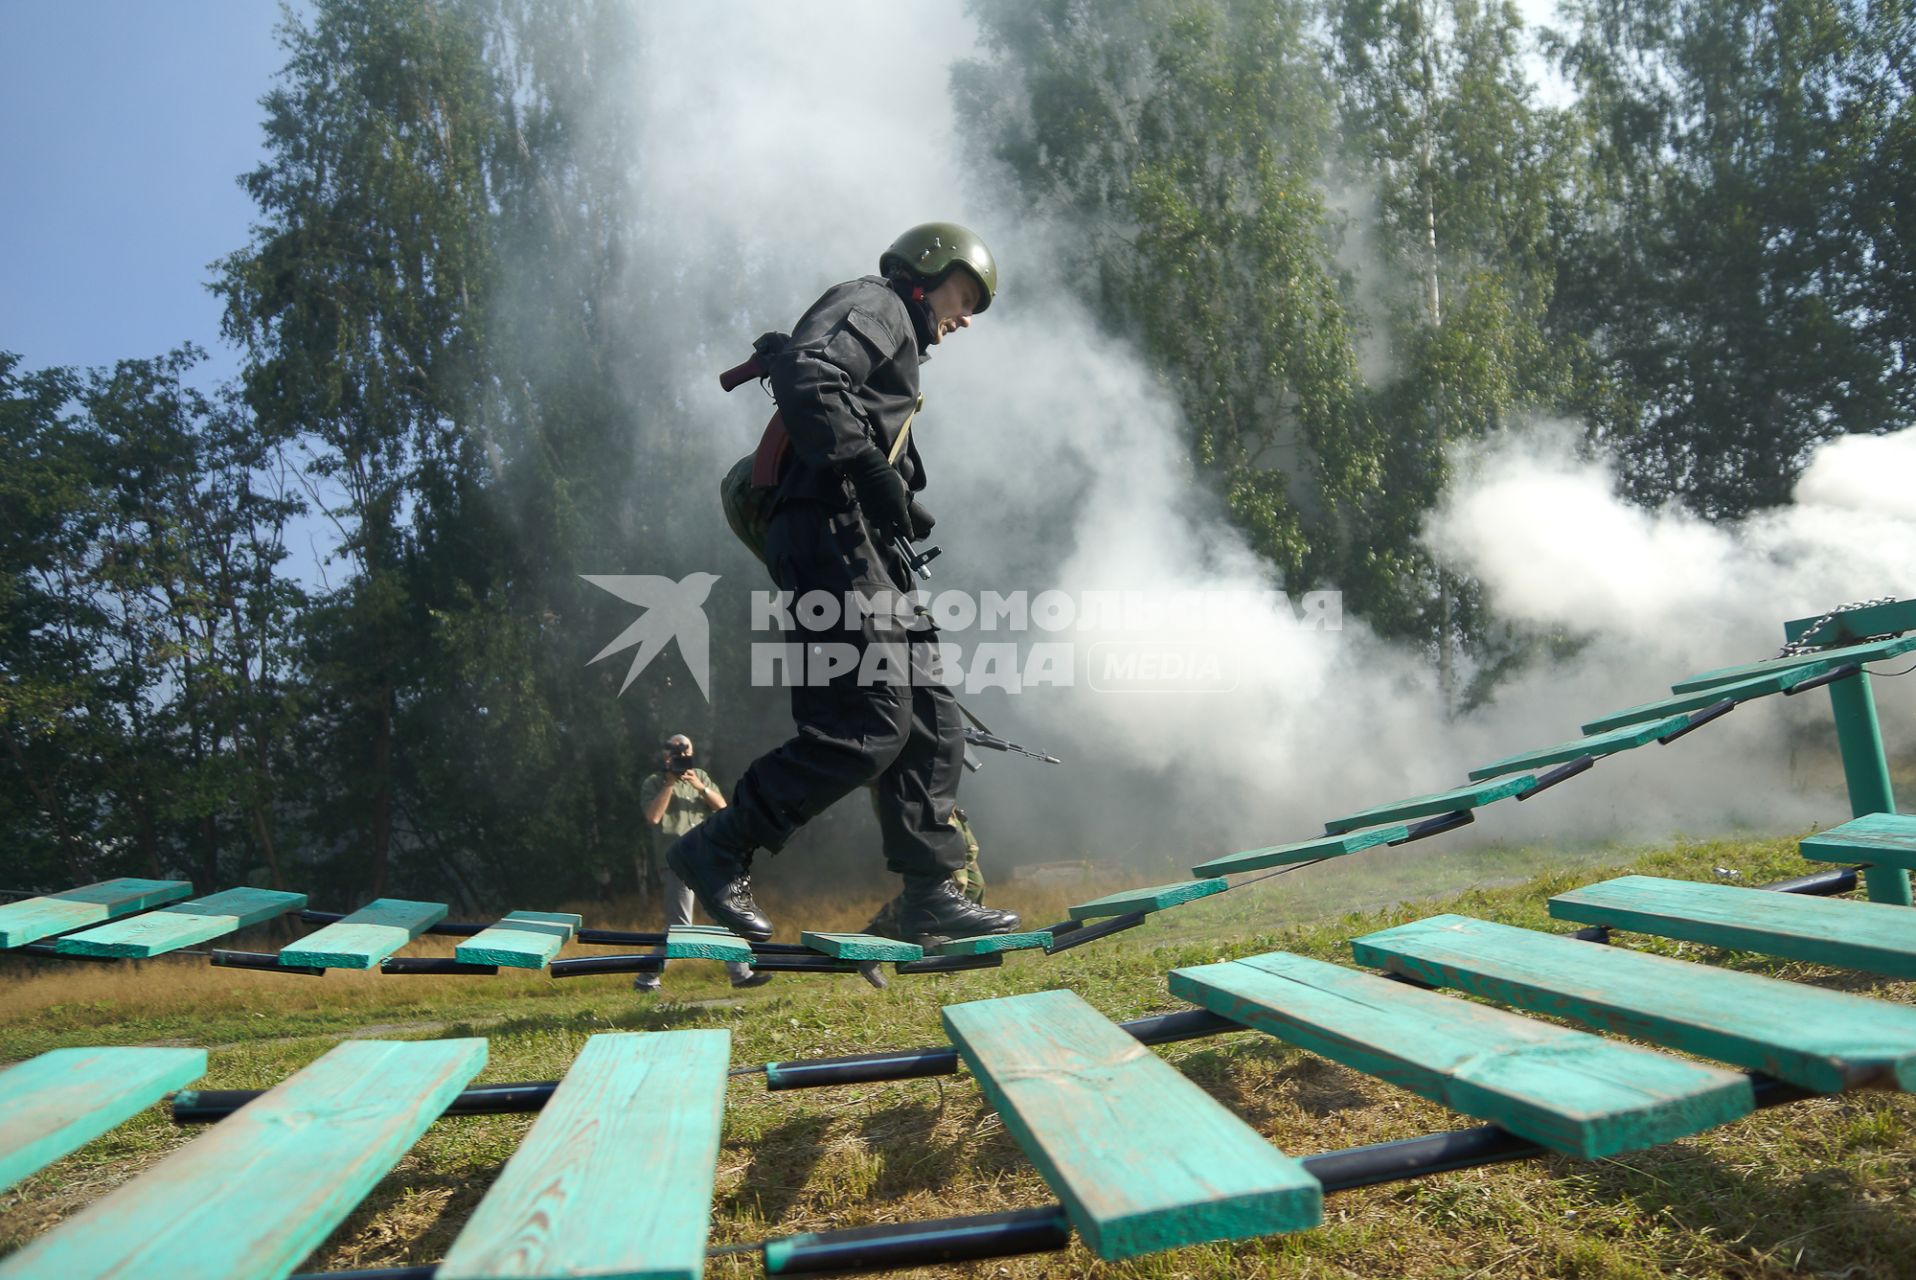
2;600;1914;1276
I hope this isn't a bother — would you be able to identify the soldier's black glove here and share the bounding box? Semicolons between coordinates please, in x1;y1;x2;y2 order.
907;499;936;540
841;444;912;539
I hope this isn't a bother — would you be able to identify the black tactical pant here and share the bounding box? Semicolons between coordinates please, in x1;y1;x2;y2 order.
711;502;967;879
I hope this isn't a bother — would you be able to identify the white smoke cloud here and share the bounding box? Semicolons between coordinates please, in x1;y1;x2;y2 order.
612;4;1911;878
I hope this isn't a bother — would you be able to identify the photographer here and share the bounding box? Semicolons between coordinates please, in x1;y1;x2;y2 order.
636;734;770;993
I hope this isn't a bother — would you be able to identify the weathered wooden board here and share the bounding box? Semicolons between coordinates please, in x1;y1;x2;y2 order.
1066;877;1228;921
1800;812;1916;872
52;887;307;958
1191;828;1409;878
1784;600;1916;648
279;897;448;969
1546;875;1916;977
0;1047;206;1192
437;1030;729;1280
942;989;1320;1259
0;1038;485;1280
1466;716;1690;782
929;931;1055;956
1671;635;1916;693
0;879;194;950
666;925;756;962
1580;665;1834;735
1170;950;1752;1157
1323;776;1536;835
455;910;583;969
799;931;924;961
1352;913;1916;1093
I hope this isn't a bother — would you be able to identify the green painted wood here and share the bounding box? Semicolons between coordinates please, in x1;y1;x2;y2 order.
437;1030;729;1280
1169;950;1752;1157
0;1047;206;1192
1544;875;1916;977
1353;913;1916;1093
1785;599;1916;647
800;931;924;961
929;931;1054;956
1826;679;1910;903
1800;812;1916;871
279;897;448;969
1579;665;1834;734
1670;635;1916;693
1322;776;1536;835
942;989;1320;1260
0;1037;485;1280
664;925;754;962
1191;827;1409;877
0;879;194;949
52;887;307;958
1066;877;1228;921
1466;716;1690;782
455;910;583;969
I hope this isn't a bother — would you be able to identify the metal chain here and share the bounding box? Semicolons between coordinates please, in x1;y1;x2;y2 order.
1775;596;1900;657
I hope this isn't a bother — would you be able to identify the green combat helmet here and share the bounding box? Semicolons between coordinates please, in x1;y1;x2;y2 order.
880;222;998;312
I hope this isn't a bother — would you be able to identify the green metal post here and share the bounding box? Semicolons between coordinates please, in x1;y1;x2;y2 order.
1827;671;1910;905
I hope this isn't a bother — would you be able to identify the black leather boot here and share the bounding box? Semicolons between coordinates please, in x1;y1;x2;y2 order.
666;822;773;942
896;877;1020;945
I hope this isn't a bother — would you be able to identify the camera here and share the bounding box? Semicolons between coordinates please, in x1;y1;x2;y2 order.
666;747;696;777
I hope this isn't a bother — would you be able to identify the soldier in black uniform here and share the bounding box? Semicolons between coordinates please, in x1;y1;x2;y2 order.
670;223;1022;946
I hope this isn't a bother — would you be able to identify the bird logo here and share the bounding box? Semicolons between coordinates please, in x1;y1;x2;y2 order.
581;572;720;699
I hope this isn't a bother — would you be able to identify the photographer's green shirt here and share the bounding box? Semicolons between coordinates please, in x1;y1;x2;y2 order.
641;768;718;850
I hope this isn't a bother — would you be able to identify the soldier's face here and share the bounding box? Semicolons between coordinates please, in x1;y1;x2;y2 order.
926;272;982;344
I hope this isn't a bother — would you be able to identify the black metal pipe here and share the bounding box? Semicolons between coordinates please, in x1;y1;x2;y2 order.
381;958;498;976
1783;662;1862;696
1763;867;1859;896
15;943;121;964
546;954;668;978
209;949;326;976
762;1205;1071;1275
894;953;1004;975
175;1077;566;1125
1517;754;1595;799
1390;810;1475;843
1660;697;1735;743
763;1007;1239;1091
1043;909;1149;954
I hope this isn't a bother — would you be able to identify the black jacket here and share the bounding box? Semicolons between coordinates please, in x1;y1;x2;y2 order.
767;275;933;512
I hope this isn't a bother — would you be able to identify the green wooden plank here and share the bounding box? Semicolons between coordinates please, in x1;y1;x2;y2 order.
0;879;195;949
1785;600;1916;647
1670;635;1916;693
1323;776;1536;835
929;931;1054;956
455;910;583;969
1170;950;1752;1157
279;897;448;969
0;1037;485;1280
1466;715;1690;782
1191;828;1409;877
943;989;1320;1259
1066;877;1227;921
1800;812;1916;871
1353;913;1916;1093
1579;665;1834;734
1545;874;1916;978
800;931;924;961
438;1030;729;1280
664;925;754;962
0;1047;206;1192
53;887;307;958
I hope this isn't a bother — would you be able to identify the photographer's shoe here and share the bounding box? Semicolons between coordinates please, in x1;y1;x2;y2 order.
896;877;1020;946
666;823;773;942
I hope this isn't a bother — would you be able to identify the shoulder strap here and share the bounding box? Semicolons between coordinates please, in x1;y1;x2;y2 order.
887;394;926;465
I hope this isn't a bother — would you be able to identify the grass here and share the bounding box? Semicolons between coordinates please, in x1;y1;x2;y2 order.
1;831;1912;1278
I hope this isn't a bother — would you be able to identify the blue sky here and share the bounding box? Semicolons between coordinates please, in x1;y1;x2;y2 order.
1;1;295;386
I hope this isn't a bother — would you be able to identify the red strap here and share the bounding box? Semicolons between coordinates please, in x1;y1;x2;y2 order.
750;410;791;487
